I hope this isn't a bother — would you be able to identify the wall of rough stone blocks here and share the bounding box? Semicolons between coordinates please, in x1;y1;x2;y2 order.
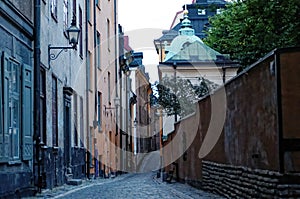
202;160;300;198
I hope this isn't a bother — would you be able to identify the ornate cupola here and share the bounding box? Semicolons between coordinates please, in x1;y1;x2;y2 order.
178;10;195;36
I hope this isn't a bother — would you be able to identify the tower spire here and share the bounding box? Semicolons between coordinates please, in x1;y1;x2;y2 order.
179;8;194;36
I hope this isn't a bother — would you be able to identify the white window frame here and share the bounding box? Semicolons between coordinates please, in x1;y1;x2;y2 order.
198;9;206;15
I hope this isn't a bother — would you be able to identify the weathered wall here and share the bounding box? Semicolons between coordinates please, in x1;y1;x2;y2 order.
9;0;33;21
202;160;300;198
280;51;300;173
0;0;34;197
163;47;300;197
222;54;278;170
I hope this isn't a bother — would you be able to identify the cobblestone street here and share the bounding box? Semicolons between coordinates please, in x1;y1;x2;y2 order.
31;172;223;199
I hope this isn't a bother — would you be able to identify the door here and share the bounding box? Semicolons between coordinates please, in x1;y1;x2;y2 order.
63;88;73;169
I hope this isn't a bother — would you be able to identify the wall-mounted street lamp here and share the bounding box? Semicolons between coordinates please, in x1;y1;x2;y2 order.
48;16;80;66
120;56;131;76
120;51;134;76
104;97;120;112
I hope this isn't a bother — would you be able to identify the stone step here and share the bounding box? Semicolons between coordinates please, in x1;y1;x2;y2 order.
67;179;83;186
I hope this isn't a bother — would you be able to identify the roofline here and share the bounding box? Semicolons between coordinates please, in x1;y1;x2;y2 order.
160;60;240;67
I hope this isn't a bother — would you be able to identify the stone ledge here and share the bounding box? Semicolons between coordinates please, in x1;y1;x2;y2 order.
67;179;83;186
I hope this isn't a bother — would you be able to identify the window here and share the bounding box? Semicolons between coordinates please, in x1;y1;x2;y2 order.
63;0;68;32
4;59;21;160
96;32;101;69
51;0;58;20
216;8;222;14
87;52;91;90
108;72;111;103
87;0;90;22
79;7;83;57
97;92;102;131
40;67;46;144
107;19;110;51
52;76;58;146
0;52;33;162
198;9;206;15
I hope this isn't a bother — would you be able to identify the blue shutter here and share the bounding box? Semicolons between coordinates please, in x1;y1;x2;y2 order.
1;52;10;162
22;63;33;160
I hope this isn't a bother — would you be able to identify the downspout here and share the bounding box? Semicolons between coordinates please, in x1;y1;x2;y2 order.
119;27;124;173
85;0;90;179
222;66;226;84
34;0;41;192
114;0;119;173
93;0;97;177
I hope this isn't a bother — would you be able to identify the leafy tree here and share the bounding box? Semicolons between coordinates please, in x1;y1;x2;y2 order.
151;76;218;118
193;77;218;99
204;0;300;67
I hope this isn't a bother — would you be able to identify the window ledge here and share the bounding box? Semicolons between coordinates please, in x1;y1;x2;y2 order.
8;160;22;166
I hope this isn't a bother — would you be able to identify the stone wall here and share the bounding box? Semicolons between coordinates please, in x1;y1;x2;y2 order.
41;147;64;189
71;147;86;179
202;160;300;198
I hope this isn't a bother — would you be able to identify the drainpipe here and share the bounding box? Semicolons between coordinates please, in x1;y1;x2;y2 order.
222;66;226;84
114;0;119;174
119;28;123;174
34;0;42;192
173;62;177;122
93;0;98;177
85;0;90;179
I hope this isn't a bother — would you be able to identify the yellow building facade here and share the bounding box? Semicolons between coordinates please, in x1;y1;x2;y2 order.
87;0;120;177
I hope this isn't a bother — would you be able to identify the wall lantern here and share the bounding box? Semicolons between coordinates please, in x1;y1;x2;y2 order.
48;15;80;66
120;51;133;76
120;56;131;76
104;97;120;111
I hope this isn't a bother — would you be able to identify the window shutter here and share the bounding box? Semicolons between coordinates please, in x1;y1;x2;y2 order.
0;52;10;162
22;63;33;160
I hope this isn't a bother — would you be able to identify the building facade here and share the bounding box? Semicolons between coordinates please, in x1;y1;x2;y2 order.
157;11;239;136
0;0;35;197
39;0;87;189
128;52;160;169
87;0;120;178
0;0;131;196
118;27;135;173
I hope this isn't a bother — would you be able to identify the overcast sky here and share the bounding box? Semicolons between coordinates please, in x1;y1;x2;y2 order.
118;0;193;83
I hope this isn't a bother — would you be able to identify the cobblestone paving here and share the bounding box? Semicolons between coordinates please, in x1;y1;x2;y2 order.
27;172;224;199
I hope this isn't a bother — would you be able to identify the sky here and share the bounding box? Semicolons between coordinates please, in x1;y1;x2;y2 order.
118;0;193;83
